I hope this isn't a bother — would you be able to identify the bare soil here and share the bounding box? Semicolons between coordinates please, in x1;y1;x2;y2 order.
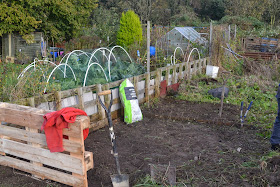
1;97;280;186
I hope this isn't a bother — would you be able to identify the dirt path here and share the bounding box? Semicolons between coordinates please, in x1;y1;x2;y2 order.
1;98;280;186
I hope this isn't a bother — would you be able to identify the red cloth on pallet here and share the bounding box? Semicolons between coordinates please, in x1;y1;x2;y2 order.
41;107;89;153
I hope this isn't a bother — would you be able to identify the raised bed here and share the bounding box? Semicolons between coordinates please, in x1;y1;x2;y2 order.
15;58;210;131
0;102;93;187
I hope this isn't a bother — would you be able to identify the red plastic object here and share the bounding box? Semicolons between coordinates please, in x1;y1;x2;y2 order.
168;83;180;92
160;80;180;97
160;80;167;97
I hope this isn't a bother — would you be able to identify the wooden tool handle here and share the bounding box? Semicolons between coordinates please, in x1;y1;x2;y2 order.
98;90;111;96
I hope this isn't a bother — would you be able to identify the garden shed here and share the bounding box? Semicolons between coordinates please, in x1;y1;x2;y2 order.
157;27;208;55
1;32;44;63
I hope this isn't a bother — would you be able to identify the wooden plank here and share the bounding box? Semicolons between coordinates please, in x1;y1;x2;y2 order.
0;156;84;186
0;139;84;175
65;116;90;137
0;125;83;154
83;85;97;94
0;105;88;137
69;119;87;187
77;87;85;110
108;79;123;88
0;102;7;155
0;122;5;156
90;113;99;121
27;97;44;179
85;151;94;171
0;107;45;129
61;89;78;99
0;102;49;113
96;84;106;120
27;93;55;105
138;74;146;80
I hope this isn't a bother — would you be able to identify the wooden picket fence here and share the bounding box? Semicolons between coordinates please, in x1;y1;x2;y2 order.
0;102;93;187
16;57;210;131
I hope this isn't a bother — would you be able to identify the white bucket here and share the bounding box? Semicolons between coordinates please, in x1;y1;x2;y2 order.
206;65;219;78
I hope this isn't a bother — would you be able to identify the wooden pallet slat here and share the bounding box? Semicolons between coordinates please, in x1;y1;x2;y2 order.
85;151;94;171
0;156;84;186
0;138;84;175
0;125;83;154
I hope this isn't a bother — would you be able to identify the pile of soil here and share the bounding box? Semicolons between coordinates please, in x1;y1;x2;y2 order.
1;97;280;186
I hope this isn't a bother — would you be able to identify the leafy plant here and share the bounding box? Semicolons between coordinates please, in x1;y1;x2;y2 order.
0;0;98;42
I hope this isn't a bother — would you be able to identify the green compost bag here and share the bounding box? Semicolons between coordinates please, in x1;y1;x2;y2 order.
119;79;143;124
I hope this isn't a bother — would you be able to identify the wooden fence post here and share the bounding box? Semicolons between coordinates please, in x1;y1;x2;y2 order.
198;59;202;74
178;63;183;80
165;66;170;86
155;69;161;98
172;65;176;84
210;21;213;61
194;60;199;75
187;61;191;80
55;91;62;110
77;87;85;111
96;84;106;120
145;73;150;106
133;76;139;98
104;83;110;107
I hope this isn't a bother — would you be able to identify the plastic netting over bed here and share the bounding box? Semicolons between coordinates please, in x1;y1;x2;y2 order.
17;46;145;93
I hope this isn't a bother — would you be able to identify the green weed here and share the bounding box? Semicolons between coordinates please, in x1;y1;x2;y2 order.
177;74;278;138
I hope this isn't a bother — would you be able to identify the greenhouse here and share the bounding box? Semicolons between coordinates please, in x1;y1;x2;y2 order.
157;27;208;55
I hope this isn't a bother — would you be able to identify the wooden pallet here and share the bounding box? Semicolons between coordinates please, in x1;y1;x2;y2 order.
0;102;93;187
243;52;279;60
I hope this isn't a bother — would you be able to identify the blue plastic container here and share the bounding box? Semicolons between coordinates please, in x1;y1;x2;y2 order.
50;51;58;58
150;46;156;56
